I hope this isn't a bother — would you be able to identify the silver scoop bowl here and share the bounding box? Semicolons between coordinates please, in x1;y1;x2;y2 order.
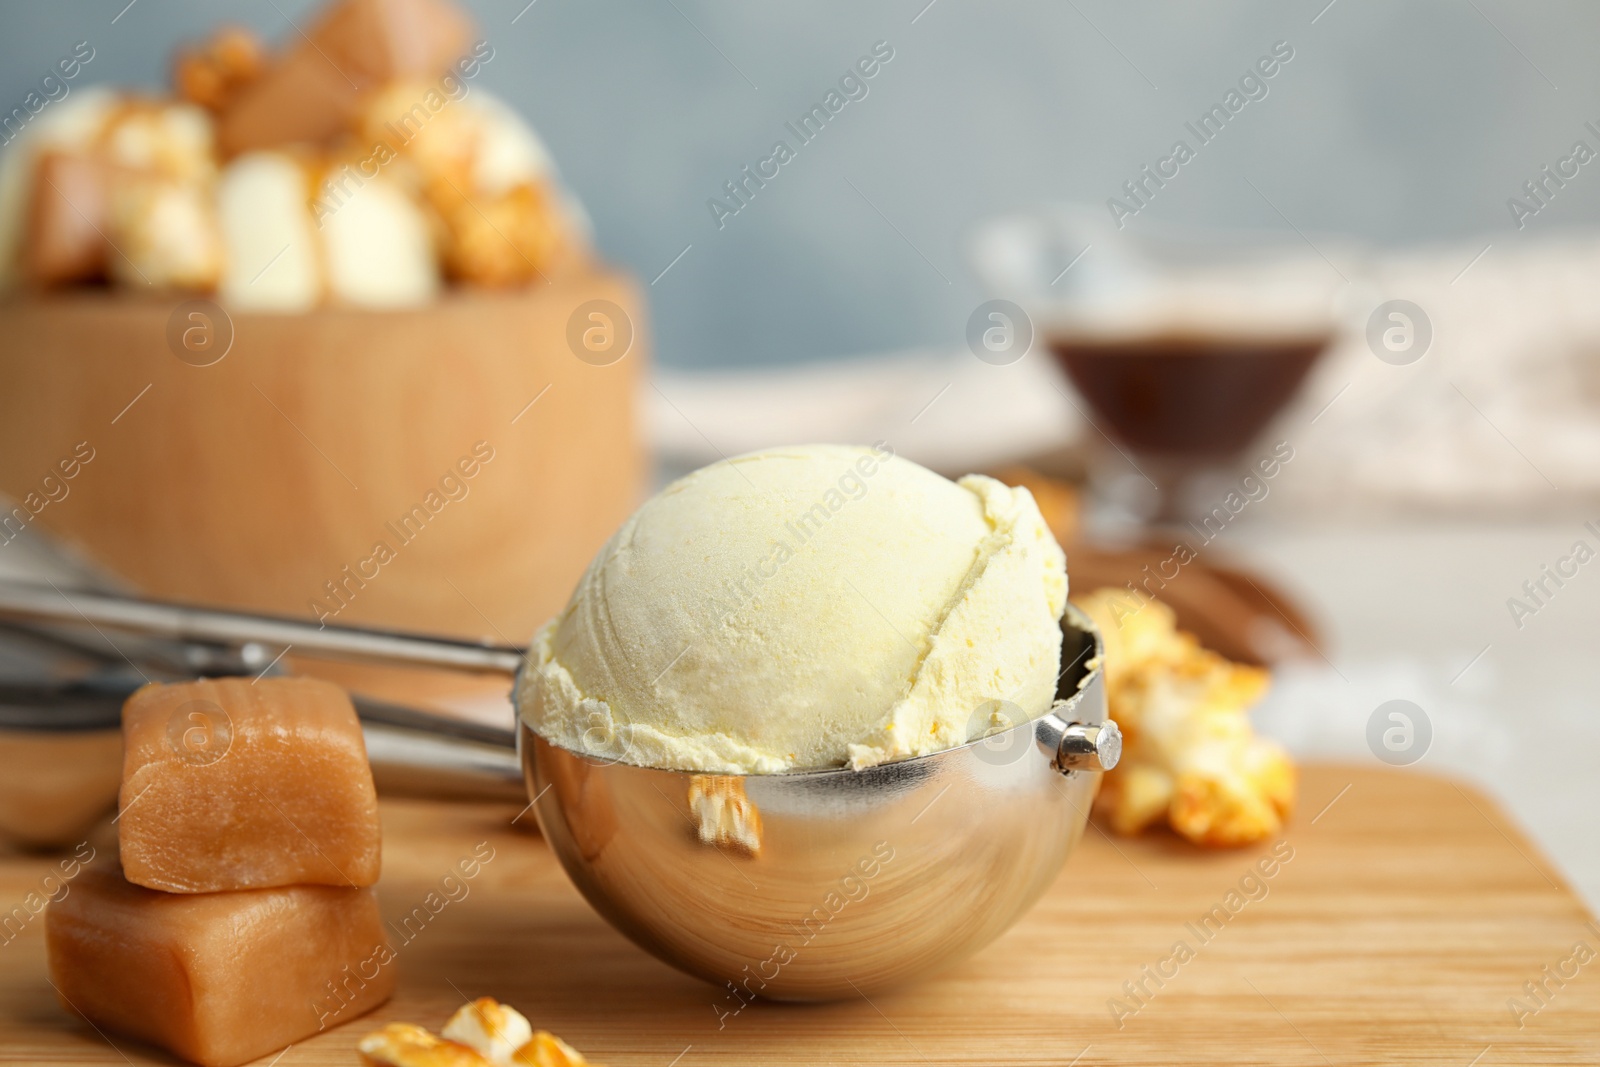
0;584;1116;1000
519;604;1116;1000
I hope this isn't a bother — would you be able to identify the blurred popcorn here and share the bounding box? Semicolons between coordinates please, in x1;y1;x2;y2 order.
173;26;267;114
217;151;323;311
361;1000;598;1067
428;177;573;286
509;1033;593;1067
359;1023;489;1067
441;999;533;1063
218;147;438;311
102;97;217;184
0;92;222;291
3;0;588;304
100;102;223;289
688;775;763;855
1076;588;1295;847
363;85;552;193
360;84;583;285
320;154;440;307
107;177;223;289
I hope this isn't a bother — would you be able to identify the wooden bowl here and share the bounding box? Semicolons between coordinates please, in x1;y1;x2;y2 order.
0;271;646;646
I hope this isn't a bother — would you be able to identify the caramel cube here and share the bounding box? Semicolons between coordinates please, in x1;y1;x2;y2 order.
119;677;380;892
47;865;395;1067
312;0;474;84
219;0;472;155
25;151;108;285
218;45;363;156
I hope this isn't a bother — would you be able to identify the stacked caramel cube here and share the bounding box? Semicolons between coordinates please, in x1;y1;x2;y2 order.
45;677;393;1067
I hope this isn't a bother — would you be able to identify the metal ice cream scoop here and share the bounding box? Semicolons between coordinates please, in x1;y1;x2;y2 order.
0;582;1116;999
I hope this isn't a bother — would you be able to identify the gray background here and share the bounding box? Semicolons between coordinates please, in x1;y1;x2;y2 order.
3;0;1598;368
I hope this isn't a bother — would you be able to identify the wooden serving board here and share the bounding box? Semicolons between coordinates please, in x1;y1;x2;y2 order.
2;766;1597;1065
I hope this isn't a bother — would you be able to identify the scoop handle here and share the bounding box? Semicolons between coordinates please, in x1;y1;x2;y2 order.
0;581;524;674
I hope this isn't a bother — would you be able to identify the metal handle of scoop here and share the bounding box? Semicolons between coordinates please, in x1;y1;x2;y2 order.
0;581;531;827
0;582;524;674
0;581;1117;816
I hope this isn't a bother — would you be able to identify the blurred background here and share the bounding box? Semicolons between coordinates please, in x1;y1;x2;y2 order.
9;1;1600;370
0;1;1597;905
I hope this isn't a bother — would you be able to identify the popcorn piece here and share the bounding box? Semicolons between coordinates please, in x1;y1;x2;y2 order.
1076;588;1295;847
427;177;571;286
107;177;224;289
359;85;582;285
174;26;267;114
217;150;324;311
220;0;473;156
442;998;534;1063
118;677;381;892
99;101;224;290
361;85;552;196
688;775;763;855
101;99;218;185
362;1001;599;1067
460;93;555;195
4;95;223;291
511;1032;592;1067
4;91;227;293
47;866;394;1067
360;1024;492;1067
320;167;440;307
217;146;438;311
1104;762;1174;836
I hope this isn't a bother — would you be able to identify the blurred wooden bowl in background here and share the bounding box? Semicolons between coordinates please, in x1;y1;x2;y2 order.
0;270;646;648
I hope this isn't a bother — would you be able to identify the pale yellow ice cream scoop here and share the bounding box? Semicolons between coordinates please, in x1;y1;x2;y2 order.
516;443;1067;773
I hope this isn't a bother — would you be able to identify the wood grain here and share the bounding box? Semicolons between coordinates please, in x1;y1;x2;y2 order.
2;766;1596;1065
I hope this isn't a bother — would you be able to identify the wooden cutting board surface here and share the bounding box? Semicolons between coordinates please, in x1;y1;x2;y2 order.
2;766;1596;1065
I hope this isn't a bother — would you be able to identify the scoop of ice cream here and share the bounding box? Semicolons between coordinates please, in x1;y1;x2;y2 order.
517;444;1068;773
